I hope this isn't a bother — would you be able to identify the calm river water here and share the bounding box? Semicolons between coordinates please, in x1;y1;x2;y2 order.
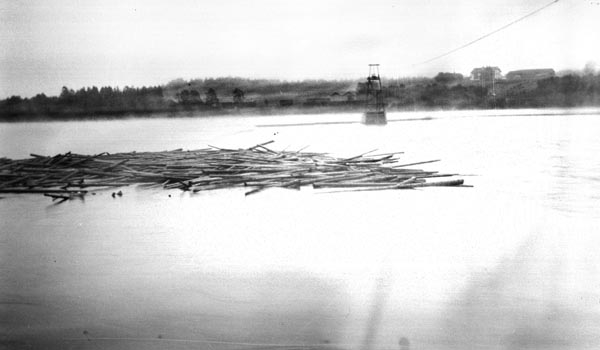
1;109;600;350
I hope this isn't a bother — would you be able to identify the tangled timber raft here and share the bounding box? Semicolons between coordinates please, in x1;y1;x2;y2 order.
0;141;467;202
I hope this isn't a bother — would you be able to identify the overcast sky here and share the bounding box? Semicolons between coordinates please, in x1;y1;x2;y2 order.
1;0;599;98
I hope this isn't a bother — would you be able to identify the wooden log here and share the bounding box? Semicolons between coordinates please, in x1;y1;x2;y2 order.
254;145;278;154
244;186;267;196
192;183;242;192
0;176;29;188
0;163;17;171
342;155;394;164
74;183;130;188
313;173;375;183
69;155;100;166
29;153;49;159
101;159;129;171
80;169;130;177
0;144;467;197
400;179;464;188
343;149;378;161
28;173;55;187
248;141;275;150
0;188;88;194
313;182;402;188
399;176;417;185
417;173;458;178
118;169;163;178
43;193;72;201
49;153;72;168
392;159;440;168
366;151;404;158
57;170;80;183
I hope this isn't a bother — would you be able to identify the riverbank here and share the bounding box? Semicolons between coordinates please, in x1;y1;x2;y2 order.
2;104;600;123
2;73;599;122
0;103;363;122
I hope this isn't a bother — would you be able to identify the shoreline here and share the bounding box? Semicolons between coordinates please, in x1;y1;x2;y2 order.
2;105;600;123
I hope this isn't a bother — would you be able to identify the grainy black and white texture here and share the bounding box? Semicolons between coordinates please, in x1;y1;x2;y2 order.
1;1;600;350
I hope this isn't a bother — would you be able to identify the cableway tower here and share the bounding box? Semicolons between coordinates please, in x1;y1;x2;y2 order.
362;64;387;125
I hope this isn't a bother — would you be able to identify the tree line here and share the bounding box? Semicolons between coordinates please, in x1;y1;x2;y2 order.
0;86;167;120
1;73;599;120
0;83;257;120
384;71;600;109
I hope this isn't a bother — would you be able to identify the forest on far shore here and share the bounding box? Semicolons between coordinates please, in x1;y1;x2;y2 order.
1;71;600;121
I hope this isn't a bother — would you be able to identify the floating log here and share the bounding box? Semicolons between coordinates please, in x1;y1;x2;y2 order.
392;159;441;168
44;193;71;201
0;142;467;199
399;176;417;185
0;189;88;194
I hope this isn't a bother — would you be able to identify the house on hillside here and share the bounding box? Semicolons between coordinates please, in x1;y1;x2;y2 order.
330;92;346;102
343;91;356;101
470;67;503;81
506;69;555;80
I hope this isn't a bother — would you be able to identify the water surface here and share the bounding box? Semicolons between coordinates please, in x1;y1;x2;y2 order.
1;109;600;349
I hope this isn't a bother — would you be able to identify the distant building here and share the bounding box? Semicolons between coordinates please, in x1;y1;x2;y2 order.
343;91;356;101
470;66;503;81
330;92;346;102
506;69;555;80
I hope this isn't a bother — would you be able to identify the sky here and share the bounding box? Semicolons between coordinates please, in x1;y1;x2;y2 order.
1;0;599;98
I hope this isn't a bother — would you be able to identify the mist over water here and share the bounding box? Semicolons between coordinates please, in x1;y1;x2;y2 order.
1;109;600;350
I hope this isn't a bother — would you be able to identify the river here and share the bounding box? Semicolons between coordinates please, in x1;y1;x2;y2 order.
1;109;600;350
